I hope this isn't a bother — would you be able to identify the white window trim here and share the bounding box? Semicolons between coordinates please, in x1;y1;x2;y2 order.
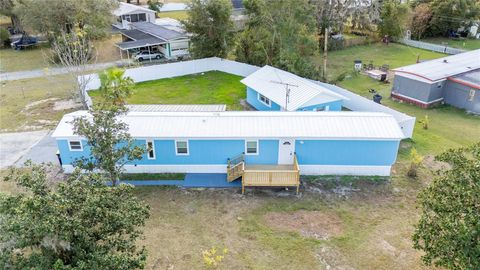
68;140;83;151
257;93;271;107
175;140;189;156
146;140;155;160
245;140;259;155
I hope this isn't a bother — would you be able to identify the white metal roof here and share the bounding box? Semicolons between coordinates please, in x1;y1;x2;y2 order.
113;2;155;16
52;111;404;140
393;49;480;82
240;66;347;111
127;104;226;112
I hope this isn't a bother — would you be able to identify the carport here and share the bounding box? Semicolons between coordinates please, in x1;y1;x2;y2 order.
115;29;167;61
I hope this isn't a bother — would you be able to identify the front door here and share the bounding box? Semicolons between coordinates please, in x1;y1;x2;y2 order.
278;139;295;164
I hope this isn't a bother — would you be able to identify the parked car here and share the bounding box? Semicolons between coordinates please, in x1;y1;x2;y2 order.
134;51;162;62
10;33;37;50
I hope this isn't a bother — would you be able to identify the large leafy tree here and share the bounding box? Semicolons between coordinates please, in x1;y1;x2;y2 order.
0;0;22;32
413;142;480;270
378;0;411;39
410;3;433;40
72;68;144;186
0;163;150;269
183;0;235;58
13;0;118;38
426;0;480;37
235;0;319;79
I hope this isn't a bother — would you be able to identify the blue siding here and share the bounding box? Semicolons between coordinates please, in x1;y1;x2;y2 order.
298;100;343;111
58;139;279;165
246;87;282;111
295;140;399;166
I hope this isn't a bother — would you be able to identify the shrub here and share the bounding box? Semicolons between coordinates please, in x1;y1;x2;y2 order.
407;147;423;178
202;247;228;268
0;28;10;48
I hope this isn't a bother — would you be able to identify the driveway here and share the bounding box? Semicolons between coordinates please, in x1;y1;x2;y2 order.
0;130;58;169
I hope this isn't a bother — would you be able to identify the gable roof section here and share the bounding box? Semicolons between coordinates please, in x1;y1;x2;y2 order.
114;2;155;16
131;22;186;41
240;65;346;111
52;111;404;140
393;49;480;82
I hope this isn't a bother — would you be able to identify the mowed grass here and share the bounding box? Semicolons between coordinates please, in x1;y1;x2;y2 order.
158;10;188;20
0;46;51;72
324;43;480;156
89;71;247;110
421;37;480;51
0;74;77;132
317;43;446;81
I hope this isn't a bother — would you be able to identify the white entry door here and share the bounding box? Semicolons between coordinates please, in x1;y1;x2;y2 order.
278;139;295;164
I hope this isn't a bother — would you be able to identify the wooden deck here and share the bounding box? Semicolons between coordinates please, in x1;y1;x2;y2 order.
227;154;300;194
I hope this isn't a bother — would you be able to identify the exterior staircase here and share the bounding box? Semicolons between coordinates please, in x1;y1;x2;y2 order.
227;153;244;182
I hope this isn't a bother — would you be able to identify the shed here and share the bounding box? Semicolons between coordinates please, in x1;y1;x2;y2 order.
241;66;347;112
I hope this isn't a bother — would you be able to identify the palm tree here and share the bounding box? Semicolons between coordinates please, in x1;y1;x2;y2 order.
98;68;134;107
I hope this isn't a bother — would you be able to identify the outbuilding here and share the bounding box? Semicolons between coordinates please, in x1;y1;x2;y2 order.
113;2;156;30
391;49;480;113
241;66;347;111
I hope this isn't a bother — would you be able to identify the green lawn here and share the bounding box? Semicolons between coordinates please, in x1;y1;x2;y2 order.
322;43;480;157
0;46;51;72
89;71;247;110
421;37;480;51
157;10;188;20
318;43;446;81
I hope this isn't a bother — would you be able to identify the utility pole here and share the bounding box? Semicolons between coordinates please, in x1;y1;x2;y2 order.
270;80;298;111
323;26;328;81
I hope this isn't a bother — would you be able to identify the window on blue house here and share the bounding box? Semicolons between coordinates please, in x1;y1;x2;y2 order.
146;140;155;159
176;140;189;155
245;140;258;155
258;93;271;107
68;140;82;151
314;105;329;111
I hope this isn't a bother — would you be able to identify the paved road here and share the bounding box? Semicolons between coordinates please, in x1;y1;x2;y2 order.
0;130;58;169
0;60;131;81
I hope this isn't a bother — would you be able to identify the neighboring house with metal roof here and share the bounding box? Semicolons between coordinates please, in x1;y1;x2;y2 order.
116;21;190;60
113;2;156;30
391;49;480;113
52;111;404;177
241;65;347;112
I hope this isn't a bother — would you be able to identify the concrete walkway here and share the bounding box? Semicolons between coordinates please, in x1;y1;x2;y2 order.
0;60;131;81
0;130;50;168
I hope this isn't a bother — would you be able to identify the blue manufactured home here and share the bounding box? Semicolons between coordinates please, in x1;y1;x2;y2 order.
52;110;404;192
241;65;347;112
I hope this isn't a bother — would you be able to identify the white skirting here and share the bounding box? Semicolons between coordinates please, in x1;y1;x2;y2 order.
63;164;391;176
299;165;392;176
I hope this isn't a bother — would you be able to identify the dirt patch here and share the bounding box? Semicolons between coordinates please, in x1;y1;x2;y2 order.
22;98;59;112
264;210;343;240
53;99;82;111
422;155;450;171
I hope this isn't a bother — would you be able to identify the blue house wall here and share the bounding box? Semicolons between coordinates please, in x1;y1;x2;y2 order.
246;87;342;111
57;139;279;166
58;138;399;167
295;140;399;166
246;87;282;111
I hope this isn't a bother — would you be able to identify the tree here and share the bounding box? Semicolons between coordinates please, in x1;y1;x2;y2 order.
0;0;22;33
235;0;320;79
426;0;480;37
72;69;144;186
183;0;235;58
98;68;135;106
147;0;164;13
0;163;150;269
50;29;96;108
413;142;480;270
13;0;118;38
410;3;433;40
378;0;411;39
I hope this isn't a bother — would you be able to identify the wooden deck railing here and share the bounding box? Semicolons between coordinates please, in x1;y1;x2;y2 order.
227;153;244;182
242;154;300;194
